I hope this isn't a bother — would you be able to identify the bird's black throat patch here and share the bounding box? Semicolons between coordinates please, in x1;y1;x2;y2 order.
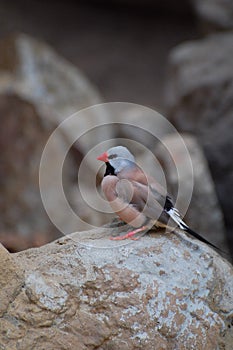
104;162;116;177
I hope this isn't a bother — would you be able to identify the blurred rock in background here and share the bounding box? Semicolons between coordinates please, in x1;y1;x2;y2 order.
191;0;233;32
0;92;58;248
0;33;106;147
164;31;233;258
0;0;197;109
155;134;227;253
0;33;109;251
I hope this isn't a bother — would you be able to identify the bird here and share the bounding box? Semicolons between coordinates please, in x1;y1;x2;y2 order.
97;145;219;250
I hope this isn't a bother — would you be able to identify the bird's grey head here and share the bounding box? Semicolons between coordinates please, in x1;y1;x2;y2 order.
106;146;135;175
107;146;135;162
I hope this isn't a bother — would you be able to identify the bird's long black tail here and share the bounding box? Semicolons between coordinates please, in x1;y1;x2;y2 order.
182;225;220;251
167;206;223;252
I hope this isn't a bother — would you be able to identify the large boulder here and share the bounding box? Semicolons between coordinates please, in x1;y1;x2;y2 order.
0;33;114;157
0;93;59;242
165;31;233;252
0;34;111;248
1;225;232;349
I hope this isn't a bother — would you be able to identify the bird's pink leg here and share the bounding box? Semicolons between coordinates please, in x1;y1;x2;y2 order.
110;226;148;240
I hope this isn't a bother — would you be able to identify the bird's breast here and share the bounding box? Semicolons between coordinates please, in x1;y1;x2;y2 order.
101;175;119;202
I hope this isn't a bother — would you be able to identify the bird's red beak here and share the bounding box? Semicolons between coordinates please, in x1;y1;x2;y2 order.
97;151;109;162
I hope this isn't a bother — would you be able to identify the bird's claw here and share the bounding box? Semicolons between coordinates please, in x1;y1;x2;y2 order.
110;226;148;241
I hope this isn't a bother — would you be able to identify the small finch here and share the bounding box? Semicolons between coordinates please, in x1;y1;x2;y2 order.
97;145;219;249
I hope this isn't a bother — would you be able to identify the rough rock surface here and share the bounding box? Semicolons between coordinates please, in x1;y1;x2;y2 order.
165;31;233;250
0;243;24;317
155;134;227;252
1;225;233;350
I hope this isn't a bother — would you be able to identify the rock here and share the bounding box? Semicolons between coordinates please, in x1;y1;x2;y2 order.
0;34;114;246
0;231;50;253
0;33;114;156
0;93;59;239
0;226;233;349
0;32;100;119
191;0;233;32
0;243;24;317
155;133;228;252
165;31;233;252
0;92;92;241
0;92;109;240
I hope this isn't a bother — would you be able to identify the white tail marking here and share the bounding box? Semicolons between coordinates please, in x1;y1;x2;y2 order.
167;207;188;230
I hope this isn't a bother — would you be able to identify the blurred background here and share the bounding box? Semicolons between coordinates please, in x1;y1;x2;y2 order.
0;0;232;259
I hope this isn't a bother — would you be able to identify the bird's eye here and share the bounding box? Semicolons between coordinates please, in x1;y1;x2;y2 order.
108;154;117;160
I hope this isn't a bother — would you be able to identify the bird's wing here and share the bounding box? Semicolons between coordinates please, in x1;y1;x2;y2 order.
130;181;172;225
102;176;147;228
102;173;178;228
118;162;171;212
115;179;173;227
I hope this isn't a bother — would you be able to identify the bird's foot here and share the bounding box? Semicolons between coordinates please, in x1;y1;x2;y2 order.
110;226;148;240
